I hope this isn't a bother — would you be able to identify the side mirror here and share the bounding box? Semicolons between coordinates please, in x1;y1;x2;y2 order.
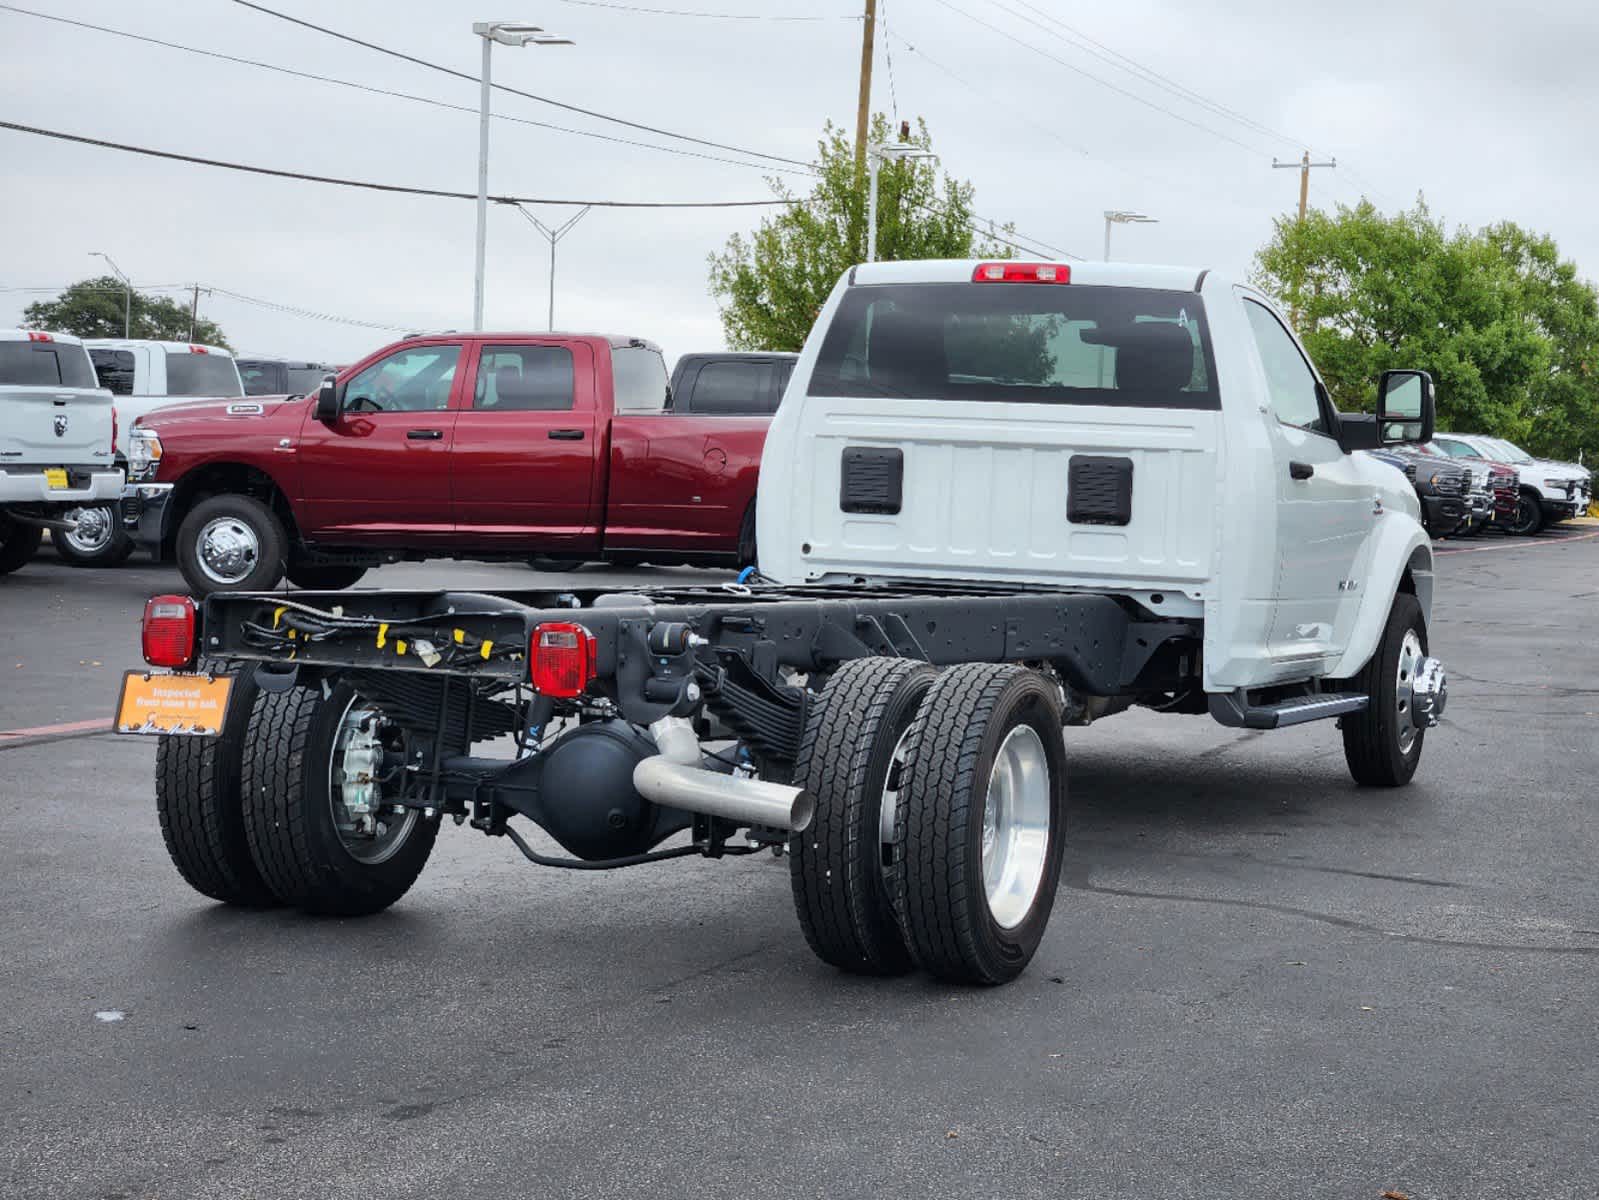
1376;369;1434;445
314;376;340;424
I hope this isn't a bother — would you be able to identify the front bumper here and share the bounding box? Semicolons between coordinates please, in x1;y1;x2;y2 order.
1419;494;1468;537
0;466;124;507
121;482;175;552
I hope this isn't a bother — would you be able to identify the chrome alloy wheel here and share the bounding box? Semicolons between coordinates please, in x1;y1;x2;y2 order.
1394;630;1426;754
328;702;416;865
60;505;114;554
195;516;261;586
878;724;916;860
980;725;1052;930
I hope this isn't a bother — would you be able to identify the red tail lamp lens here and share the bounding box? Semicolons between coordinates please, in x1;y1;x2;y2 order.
142;594;198;668
529;622;597;698
971;262;1071;284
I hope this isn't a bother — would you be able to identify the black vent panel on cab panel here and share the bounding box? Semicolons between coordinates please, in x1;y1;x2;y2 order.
840;447;904;515
1067;455;1134;526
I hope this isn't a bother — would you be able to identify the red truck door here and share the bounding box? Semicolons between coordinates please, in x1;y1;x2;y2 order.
449;340;602;547
294;340;462;543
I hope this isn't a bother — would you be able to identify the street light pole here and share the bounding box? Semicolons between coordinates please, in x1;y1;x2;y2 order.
866;142;938;263
89;251;132;337
472;21;572;332
516;205;593;331
1102;210;1158;261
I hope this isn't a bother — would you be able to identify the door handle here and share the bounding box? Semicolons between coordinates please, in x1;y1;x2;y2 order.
407;429;444;440
1288;461;1314;480
548;429;585;441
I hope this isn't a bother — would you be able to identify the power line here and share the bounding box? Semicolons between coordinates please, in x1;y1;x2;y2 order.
0;3;812;178
229;0;814;169
1003;0;1301;152
545;0;858;19
926;0;1269;157
207;288;418;333
0;119;792;208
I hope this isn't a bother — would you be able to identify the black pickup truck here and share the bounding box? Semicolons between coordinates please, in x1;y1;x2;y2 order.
669;352;796;415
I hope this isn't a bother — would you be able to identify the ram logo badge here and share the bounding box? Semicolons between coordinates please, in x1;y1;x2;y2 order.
53;413;68;438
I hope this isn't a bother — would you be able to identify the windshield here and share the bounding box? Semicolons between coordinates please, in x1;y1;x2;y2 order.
165;352;243;397
809;283;1217;409
1487;437;1532;463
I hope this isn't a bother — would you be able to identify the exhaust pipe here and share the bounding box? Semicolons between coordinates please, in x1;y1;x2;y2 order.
633;757;814;833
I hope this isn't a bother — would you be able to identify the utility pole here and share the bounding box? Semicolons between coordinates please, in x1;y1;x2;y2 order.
189;284;200;342
853;0;877;173
1272;150;1336;221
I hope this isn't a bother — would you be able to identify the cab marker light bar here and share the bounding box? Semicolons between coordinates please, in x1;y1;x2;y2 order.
972;262;1071;284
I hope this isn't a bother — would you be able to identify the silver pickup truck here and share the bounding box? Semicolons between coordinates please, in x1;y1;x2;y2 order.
0;329;124;575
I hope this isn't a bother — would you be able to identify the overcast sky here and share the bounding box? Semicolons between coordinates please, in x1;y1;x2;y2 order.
3;0;1596;366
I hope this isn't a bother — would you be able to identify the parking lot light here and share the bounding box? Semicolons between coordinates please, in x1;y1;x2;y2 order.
867;142;938;264
472;21;573;331
89;250;132;338
1103;210;1158;261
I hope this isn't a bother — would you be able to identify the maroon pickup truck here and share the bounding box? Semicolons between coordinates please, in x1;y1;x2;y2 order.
123;332;769;593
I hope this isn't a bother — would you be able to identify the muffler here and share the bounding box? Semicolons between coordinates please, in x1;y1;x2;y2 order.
633;757;814;833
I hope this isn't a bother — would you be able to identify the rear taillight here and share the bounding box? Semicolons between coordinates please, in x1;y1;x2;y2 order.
26;331;53;342
972;262;1070;284
111;405;118;451
142;595;198;668
529;622;597;698
189;344;209;354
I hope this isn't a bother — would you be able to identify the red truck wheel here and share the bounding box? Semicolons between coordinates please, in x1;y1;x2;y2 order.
176;495;287;594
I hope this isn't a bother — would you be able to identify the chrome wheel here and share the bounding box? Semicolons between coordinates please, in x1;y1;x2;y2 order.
1394;629;1424;754
60;505;114;554
878;724;916;854
327;701;416;865
195;516;262;585
981;724;1052;929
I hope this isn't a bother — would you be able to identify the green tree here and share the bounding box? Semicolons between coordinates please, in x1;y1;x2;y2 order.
708;115;1013;351
1252;200;1599;463
22;277;231;348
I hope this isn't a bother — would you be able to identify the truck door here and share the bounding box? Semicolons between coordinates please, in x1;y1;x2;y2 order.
1238;297;1373;669
450;341;600;546
294;341;461;543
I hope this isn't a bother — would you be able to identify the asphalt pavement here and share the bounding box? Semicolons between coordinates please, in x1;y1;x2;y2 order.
2;531;1596;1199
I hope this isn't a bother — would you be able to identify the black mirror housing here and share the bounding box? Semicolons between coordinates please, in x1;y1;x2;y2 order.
1376;369;1435;445
314;376;340;424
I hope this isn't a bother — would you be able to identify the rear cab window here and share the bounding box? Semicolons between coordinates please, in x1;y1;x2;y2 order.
808;283;1217;409
611;345;669;413
683;360;775;415
237;361;282;395
0;341;98;388
165;352;243;397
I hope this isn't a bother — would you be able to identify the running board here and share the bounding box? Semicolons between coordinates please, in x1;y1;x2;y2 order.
1208;690;1369;731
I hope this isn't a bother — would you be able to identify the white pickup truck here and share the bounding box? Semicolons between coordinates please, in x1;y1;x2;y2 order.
128;260;1446;987
0;329;123;575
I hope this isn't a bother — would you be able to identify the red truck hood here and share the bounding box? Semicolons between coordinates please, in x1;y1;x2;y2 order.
134;393;304;431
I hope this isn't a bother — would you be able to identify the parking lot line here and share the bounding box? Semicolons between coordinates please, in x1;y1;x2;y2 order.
0;716;111;747
1435;528;1599;556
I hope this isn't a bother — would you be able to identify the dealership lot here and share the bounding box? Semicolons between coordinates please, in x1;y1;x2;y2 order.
3;532;1597;1200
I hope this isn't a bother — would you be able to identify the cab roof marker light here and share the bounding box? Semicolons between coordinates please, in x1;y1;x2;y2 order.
972;262;1071;284
189;345;208;354
26;331;53;342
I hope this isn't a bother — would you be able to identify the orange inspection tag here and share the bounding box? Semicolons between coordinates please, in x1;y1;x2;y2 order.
115;671;234;736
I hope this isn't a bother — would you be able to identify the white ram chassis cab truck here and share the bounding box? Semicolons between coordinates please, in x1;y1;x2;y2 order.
128;260;1447;987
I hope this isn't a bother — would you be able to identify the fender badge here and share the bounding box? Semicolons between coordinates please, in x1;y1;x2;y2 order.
227;403;264;415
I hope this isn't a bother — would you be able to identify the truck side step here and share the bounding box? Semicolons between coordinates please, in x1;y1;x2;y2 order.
1208;690;1369;730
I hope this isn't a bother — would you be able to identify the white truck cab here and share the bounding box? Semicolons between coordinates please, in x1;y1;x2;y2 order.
0;329;124;574
83;339;244;455
760;259;1443;752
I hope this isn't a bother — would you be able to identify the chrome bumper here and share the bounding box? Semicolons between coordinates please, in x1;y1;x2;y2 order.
121;482;175;551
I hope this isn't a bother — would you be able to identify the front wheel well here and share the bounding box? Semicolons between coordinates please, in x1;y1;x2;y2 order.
166;463;300;556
